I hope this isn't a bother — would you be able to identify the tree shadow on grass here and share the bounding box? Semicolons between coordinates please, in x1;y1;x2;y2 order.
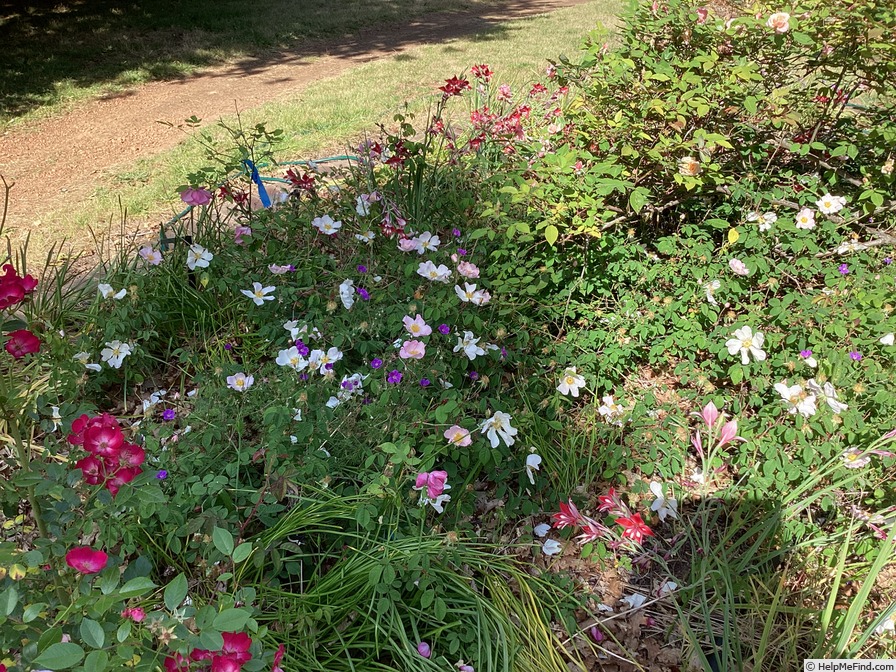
0;0;568;121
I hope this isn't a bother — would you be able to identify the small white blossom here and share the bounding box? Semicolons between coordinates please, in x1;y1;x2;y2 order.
557;367;586;397
454;331;486;360
525;450;542;485
774;381;817;417
703;279;721;305
725;326;766;365
598;395;626;426
73;351;102;372
312;215;342;235
807;379;848;414
417;261;452;283
880;333;895;346
649;481;678;522
186;244;213;270
338;279;355;310
240;282;276;306
795;208;816;230
412;232;441;254
226;372;254;392
98;283;127;300
276;346;308;372
480;411;518;448
100;340;132;369
816;193;846;215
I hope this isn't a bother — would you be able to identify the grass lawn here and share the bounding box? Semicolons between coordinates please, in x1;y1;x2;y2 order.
30;0;619;257
0;0;498;127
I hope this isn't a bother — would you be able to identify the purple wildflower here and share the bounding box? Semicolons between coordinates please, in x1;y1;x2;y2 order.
357;287;370;301
296;341;310;356
849;351;862;361
420;378;431;387
162;408;176;421
300;372;309;381
457;248;467;256
885;258;893;265
288;264;296;272
357;264;368;273
156;470;168;480
800;349;813;358
224;343;233;351
417;642;431;659
387;370;403;384
469;371;479;381
325;362;334;370
452;228;462;237
438;324;450;335
371;358;383;369
838;263;849;275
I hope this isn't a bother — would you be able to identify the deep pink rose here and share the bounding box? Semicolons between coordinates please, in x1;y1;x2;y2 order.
65;547;109;573
4;329;40;358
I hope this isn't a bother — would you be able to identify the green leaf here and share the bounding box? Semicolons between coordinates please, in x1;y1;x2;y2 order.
117;621;132;643
118;576;156;599
80;618;105;649
434;597;448;621
164;573;188;611
743;96;758;115
213;608;250;631
23;602;47;623
83;650;109;672
232;542;253;564
212;527;234;556
629;187;649;214
544;224;559;246
33;643;85;670
0;586;18;616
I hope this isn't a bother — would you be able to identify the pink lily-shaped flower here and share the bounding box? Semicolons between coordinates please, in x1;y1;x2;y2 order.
597;488;631;518
716;419;744;449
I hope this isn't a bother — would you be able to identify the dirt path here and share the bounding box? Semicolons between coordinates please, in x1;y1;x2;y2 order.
0;0;586;240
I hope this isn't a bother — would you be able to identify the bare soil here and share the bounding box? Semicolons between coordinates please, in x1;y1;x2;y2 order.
0;0;587;243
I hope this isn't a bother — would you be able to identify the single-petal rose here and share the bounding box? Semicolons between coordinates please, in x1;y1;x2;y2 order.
181;187;213;206
399;340;426;360
444;425;472;446
728;258;750;276
65;546;109;573
4;329;41;358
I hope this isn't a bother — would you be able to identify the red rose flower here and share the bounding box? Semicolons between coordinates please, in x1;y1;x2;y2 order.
4;329;40;358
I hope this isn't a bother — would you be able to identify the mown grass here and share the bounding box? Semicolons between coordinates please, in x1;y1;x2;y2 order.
0;0;496;126
18;0;619;257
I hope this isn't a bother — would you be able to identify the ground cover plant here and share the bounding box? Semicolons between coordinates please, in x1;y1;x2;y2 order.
2;0;896;670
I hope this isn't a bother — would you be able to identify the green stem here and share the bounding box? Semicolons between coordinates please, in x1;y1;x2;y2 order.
6;412;50;539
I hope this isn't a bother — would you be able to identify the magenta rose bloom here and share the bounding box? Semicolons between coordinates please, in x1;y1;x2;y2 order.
65;547;109;573
4;329;40;358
